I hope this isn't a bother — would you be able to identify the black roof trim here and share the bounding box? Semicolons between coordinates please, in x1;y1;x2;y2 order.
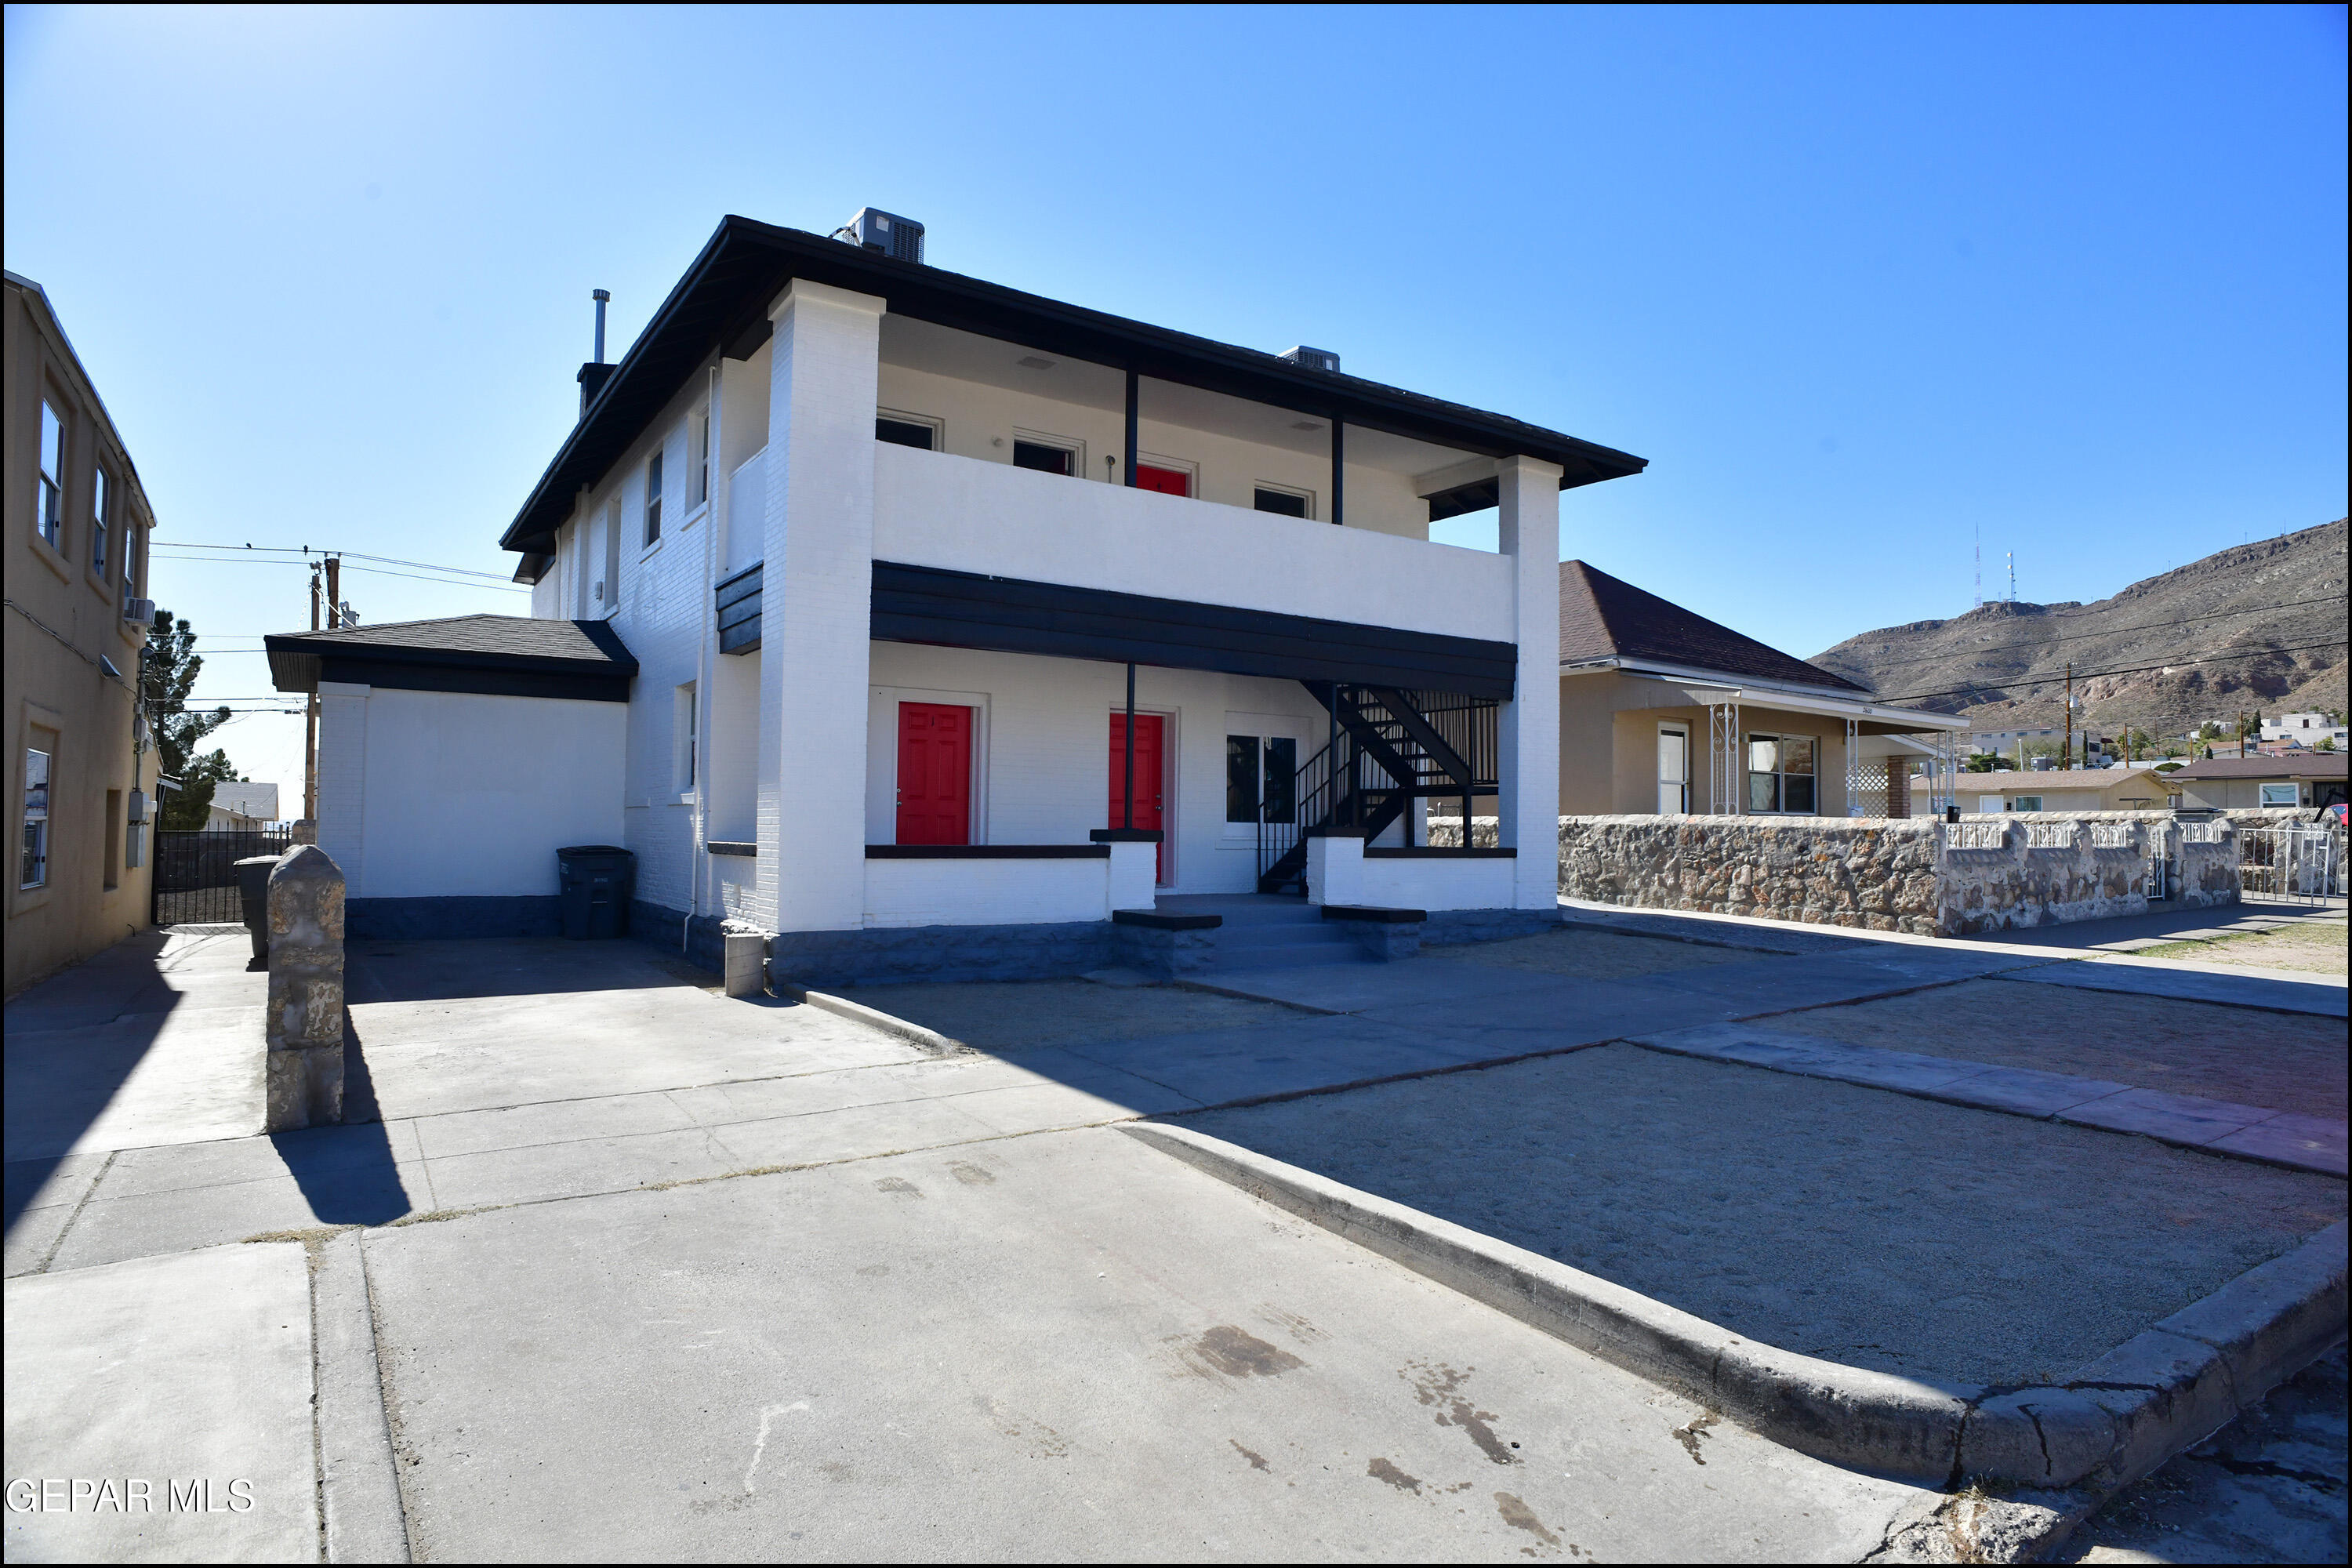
265;615;637;699
500;216;1649;555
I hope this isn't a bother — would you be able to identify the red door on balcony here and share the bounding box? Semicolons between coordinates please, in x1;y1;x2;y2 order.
897;702;971;846
1134;464;1189;497
1107;713;1167;882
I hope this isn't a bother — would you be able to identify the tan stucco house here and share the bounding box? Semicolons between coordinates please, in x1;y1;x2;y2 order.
1953;765;2173;815
1555;562;1967;819
5;271;160;996
2164;754;2350;812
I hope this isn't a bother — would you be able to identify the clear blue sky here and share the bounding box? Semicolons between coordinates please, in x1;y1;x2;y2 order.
7;4;2344;796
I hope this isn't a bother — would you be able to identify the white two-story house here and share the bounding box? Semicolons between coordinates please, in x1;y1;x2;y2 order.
267;212;1646;982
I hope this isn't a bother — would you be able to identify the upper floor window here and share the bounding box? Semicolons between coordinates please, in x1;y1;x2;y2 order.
1012;438;1074;476
877;414;938;451
695;412;712;508
644;448;664;545
122;521;142;612
1254;487;1310;519
92;465;110;576
38;401;66;549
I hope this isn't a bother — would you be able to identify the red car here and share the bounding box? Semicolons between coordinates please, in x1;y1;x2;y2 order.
2327;801;2349;829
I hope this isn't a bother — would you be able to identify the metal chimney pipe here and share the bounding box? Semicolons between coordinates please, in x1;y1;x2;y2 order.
592;289;611;363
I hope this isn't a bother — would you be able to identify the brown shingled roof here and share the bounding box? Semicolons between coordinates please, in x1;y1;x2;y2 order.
2165;754;2347;781
1559;561;1867;693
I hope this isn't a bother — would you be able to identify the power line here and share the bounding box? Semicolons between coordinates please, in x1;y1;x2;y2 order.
147;541;519;582
1882;637;2348;706
150;552;528;593
1827;593;2348;675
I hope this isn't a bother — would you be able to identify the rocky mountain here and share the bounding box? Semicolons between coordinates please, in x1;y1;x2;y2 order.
1812;518;2347;742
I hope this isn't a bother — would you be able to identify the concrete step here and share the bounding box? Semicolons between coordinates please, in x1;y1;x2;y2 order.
1201;943;1374;973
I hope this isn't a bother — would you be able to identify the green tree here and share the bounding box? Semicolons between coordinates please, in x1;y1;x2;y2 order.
2319;736;2338;754
142;609;242;830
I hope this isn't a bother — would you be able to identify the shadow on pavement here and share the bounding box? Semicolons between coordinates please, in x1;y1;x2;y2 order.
3;929;189;1232
346;937;717;1006
271;1012;412;1226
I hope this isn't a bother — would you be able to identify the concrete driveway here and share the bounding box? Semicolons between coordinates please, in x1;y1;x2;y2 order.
6;916;2343;1561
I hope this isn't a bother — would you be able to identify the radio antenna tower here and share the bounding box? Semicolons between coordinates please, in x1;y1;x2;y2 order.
2007;552;2016;603
1973;525;1983;608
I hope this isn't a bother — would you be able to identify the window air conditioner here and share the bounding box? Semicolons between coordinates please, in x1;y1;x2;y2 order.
122;597;155;625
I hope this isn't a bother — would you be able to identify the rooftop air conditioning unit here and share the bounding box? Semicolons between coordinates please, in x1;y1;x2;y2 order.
837;208;924;265
122;597;155;626
1280;346;1341;373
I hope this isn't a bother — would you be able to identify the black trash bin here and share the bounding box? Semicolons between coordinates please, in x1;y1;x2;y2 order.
556;845;634;940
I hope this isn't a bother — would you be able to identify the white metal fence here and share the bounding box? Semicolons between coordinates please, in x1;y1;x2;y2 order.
2239;826;2343;904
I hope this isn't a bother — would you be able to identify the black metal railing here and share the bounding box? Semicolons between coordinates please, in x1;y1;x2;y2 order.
1256;684;1498;892
152;827;292;926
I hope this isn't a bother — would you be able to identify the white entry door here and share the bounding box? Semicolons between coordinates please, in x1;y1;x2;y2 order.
1658;724;1690;815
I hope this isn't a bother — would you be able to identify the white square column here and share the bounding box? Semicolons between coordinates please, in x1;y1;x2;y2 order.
1496;456;1563;910
756;280;885;932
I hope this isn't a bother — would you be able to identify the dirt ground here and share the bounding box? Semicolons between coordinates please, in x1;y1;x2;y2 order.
832;978;1289;1051
2139;918;2348;977
1183;1044;2347;1388
1424;926;1772;980
1781;978;2350;1119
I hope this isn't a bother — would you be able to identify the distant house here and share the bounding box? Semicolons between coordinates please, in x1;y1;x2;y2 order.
1555;562;1969;818
1955;764;2174;815
2165;754;2349;812
205;781;281;830
2259;711;2347;750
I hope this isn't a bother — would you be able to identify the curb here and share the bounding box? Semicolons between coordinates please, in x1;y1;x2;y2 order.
1122;1122;2349;1493
770;981;963;1056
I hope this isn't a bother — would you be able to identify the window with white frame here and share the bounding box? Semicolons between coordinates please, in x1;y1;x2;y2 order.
22;746;52;888
695;412;712;509
92;464;110;576
644;447;664;545
2259;782;2299;808
1745;731;1817;814
38;400;66;549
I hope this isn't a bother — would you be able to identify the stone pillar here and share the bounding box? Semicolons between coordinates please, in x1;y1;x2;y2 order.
265;844;346;1132
1886;761;1911;819
1497;456;1564;909
757;280;886;935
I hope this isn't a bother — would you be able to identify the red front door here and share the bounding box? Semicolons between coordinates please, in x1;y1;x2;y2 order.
1134;464;1189;497
1108;713;1167;882
897;702;972;845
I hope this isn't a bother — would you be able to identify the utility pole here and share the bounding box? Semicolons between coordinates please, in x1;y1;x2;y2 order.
303;562;321;823
325;555;342;630
2062;663;2074;770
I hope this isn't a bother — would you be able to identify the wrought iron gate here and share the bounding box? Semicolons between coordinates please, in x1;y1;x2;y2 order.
151;828;292;926
2238;826;2341;906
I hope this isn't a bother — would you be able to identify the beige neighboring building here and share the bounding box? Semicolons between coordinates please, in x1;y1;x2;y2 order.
1951;765;2173;815
2162;754;2349;812
1556;561;1968;818
5;271;159;996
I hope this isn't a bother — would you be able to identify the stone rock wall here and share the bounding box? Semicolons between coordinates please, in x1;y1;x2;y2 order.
1557;811;2238;938
1559;815;1946;935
